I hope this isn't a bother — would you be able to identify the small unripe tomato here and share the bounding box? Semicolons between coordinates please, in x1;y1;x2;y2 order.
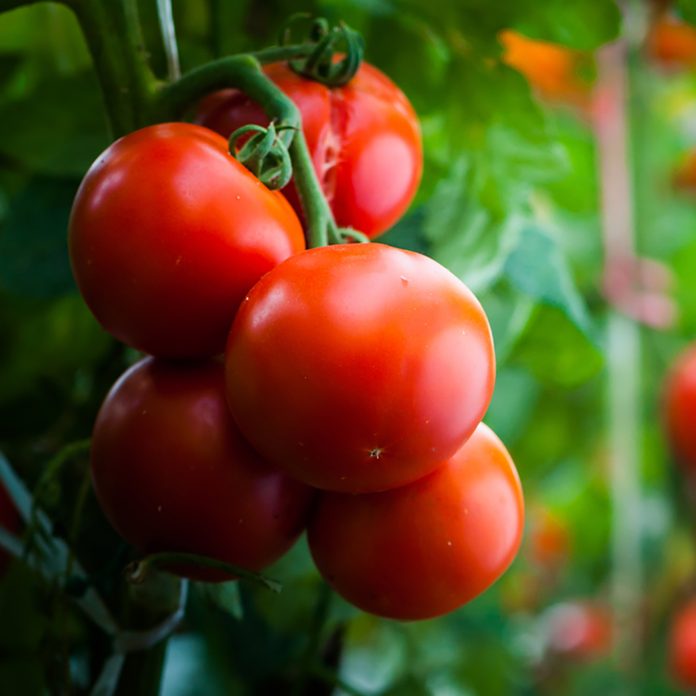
528;505;571;571
196;61;422;238
91;358;314;581
669;598;696;689
225;243;495;493
69;123;305;358
307;423;524;620
663;343;696;474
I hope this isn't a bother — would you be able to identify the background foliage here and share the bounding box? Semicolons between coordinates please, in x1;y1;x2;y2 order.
1;0;696;694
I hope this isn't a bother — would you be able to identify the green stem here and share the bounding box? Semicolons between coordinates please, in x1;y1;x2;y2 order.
252;43;318;64
128;551;282;593
291;582;333;696
156;54;339;247
71;0;159;137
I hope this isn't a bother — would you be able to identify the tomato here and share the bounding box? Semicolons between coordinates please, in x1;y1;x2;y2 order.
69;123;305;359
669;598;696;689
545;601;612;661
225;243;495;493
500;30;591;109
673;150;696;195
195;61;422;238
307;423;523;620
663;344;696;475
647;15;696;71
90;357;314;581
528;505;570;571
0;483;20;575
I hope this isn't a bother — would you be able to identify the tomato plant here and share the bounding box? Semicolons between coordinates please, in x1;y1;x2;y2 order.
668;598;696;689
663;343;696;474
90;357;314;580
307;423;523;620
225;242;495;493
196;61;422;239
69;123;305;359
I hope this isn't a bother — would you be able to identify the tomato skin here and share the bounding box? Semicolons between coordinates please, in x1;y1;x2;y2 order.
195;62;422;239
0;483;20;575
669;599;696;689
90;357;314;581
225;243;495;494
307;424;524;620
69;123;305;359
663;344;696;474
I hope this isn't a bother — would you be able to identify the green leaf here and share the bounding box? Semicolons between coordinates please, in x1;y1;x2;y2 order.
0;176;77;299
199;581;244;621
0;71;108;176
509;0;622;50
677;0;696;25
504;224;595;337
511;305;603;387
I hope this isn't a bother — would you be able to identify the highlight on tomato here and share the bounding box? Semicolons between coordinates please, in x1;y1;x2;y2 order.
225;242;495;494
69;123;305;359
195;61;422;238
90;357;314;581
307;423;524;621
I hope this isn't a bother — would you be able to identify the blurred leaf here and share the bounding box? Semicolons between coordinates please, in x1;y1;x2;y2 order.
504;224;595;337
199;581;244;620
0;176;77;299
485;367;540;445
0;72;108;176
511;305;603;387
677;0;696;26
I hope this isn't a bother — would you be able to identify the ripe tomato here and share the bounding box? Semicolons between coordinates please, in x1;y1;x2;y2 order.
0;483;20;575
225;243;495;493
669;598;696;689
647;15;696;71
673;150;696;195
195;61;422;238
545;601;612;661
90;357;313;581
663;344;696;474
69;123;305;358
307;423;524;620
500;30;591;109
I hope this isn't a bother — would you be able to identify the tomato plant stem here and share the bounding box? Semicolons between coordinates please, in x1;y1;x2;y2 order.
71;0;159;137
156;54;340;247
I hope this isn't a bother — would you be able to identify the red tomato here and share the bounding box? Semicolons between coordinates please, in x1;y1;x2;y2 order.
0;483;20;575
307;423;524;620
195;61;422;238
528;505;571;571
647;15;696;71
669;598;696;689
545;601;612;661
663;344;696;474
500;30;591;109
69;123;305;358
225;243;495;493
90;357;313;581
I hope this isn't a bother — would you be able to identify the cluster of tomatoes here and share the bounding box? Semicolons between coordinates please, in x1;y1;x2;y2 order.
66;58;524;622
